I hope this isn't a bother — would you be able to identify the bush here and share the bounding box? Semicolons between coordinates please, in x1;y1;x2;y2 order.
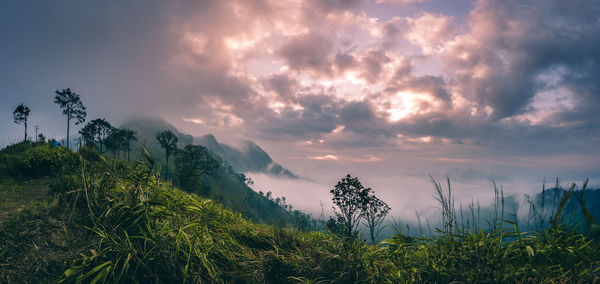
0;143;79;180
17;144;79;179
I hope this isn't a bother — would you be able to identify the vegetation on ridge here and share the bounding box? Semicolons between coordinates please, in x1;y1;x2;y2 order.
1;141;599;283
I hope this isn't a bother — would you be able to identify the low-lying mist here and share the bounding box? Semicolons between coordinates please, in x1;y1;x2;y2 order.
248;172;595;237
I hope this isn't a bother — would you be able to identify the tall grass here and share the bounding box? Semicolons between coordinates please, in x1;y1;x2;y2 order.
58;154;599;283
1;143;599;282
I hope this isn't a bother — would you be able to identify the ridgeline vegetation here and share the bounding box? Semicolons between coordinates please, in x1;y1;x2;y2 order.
1;91;599;283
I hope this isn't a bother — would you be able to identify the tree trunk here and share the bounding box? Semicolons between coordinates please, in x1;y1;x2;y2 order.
24;121;27;142
165;152;169;180
66;117;70;149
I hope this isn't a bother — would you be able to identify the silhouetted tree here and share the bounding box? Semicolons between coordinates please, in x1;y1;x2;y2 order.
174;144;219;191
79;122;97;147
13;103;30;142
103;128;135;160
121;129;137;161
330;174;371;238
78;118;112;152
54;88;86;149
156;130;178;180
363;191;390;244
105;127;125;158
95;119;112;153
34;125;39;142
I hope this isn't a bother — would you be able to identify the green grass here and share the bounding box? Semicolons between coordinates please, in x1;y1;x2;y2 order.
0;178;49;225
1;143;599;283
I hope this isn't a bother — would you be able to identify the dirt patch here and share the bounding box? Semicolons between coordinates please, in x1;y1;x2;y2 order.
0;180;50;226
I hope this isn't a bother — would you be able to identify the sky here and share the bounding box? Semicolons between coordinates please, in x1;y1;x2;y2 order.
1;0;600;218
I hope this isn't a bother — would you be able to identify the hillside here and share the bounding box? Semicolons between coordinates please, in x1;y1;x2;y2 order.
195;134;298;178
1;141;599;282
121;117;298;178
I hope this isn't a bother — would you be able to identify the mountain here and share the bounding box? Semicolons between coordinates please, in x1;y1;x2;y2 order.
195;134;298;178
121;117;298;178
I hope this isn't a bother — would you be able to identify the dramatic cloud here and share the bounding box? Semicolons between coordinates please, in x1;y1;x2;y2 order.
2;0;599;215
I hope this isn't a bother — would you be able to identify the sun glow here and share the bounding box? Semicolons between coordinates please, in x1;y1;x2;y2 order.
308;155;339;161
387;91;436;121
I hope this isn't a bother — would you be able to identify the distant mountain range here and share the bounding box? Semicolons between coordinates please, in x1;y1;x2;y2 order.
121;117;298;179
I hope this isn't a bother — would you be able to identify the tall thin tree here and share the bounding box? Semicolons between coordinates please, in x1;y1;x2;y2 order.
121;129;137;161
156;130;178;180
54;88;86;149
13;103;30;142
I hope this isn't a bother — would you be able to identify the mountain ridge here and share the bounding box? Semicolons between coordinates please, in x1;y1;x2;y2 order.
121;117;298;178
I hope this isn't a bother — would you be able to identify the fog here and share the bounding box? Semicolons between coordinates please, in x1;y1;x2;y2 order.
248;171;594;229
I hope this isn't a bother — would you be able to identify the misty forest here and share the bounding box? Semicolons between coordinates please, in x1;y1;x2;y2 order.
2;0;600;283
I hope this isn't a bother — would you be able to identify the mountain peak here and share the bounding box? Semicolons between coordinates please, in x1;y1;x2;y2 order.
123;116;298;178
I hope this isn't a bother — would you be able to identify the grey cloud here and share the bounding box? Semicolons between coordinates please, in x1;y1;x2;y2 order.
381;18;405;48
360;50;391;84
277;32;335;76
258;94;341;138
308;0;365;12
340;100;393;137
390;58;413;80
334;52;358;73
442;0;600;120
263;74;299;101
388;75;452;104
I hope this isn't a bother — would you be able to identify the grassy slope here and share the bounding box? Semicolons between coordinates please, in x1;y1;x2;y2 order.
119;118;311;227
1;143;599;283
0;178;49;225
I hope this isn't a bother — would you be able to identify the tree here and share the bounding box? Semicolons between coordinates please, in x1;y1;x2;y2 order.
34;125;39;142
104;127;124;158
121;129;137;161
79;122;97;147
363;191;390;244
174;144;219;191
78;118;112;152
156;130;178;180
13;103;30;142
54;88;86;149
330;174;371;238
104;128;135;160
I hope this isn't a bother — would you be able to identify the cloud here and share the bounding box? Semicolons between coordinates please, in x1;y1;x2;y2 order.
438;0;600;120
404;12;457;54
2;0;600;187
447;168;510;183
359;50;391;84
309;154;340;160
277;32;336;76
376;0;425;4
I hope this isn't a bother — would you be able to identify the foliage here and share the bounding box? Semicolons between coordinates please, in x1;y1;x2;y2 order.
1;143;599;283
329;174;389;243
79;118;112;152
174;144;219;192
104;128;136;160
363;190;390;244
54;88;86;149
155;130;178;180
0;141;79;180
330;174;371;238
13;103;30;142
